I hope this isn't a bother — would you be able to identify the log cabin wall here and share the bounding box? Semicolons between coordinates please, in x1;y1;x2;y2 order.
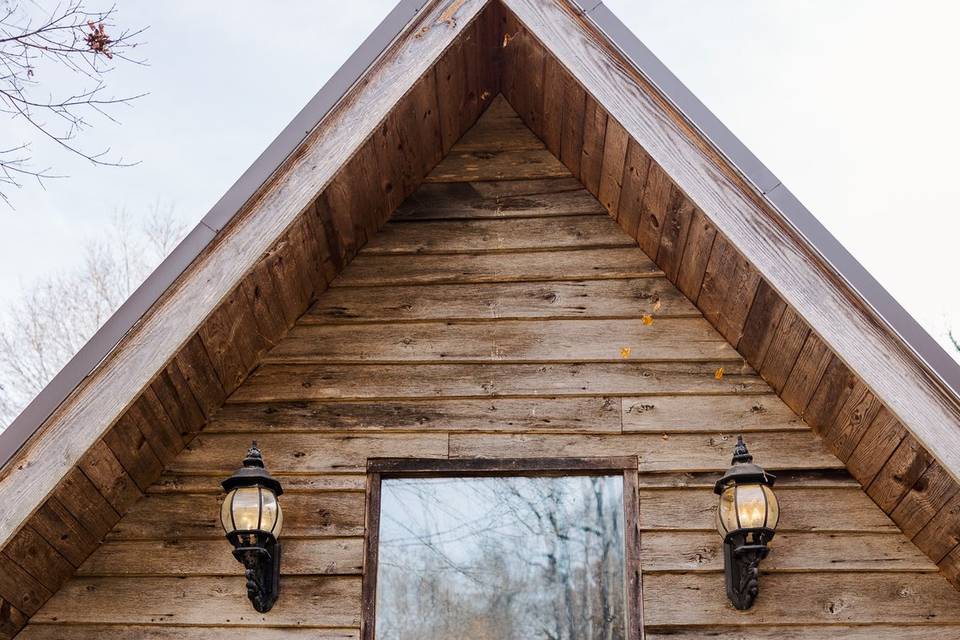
18;90;960;638
499;0;960;593
0;5;500;638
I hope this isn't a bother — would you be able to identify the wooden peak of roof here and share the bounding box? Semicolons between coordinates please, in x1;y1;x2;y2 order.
1;0;960;633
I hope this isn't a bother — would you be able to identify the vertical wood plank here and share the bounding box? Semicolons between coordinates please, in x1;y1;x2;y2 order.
737;278;787;367
173;334;226;420
30;498;99;567
53;468;120;541
197;287;260;394
360;473;382;640
623;470;644;640
846;408;907;487
635;161;673;259
759;307;810;393
76;440;142;514
101;414;163;493
867;435;933;513
781;332;832;414
559;70;586;177
4;526;73;592
696;234;736;331
580;96;607;196
541;55;564;156
156;362;206;435
914;492;960;563
891;462;960;538
825;380;884;462
803;355;856;435
598;118;629;215
654;190;694;283
674;208;716;301
0;551;51;616
616;139;652;237
126;390;182;466
0;596;27;640
436;34;467;154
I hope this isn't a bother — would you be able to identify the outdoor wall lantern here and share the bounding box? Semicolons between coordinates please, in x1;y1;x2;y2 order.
714;435;779;610
220;441;284;613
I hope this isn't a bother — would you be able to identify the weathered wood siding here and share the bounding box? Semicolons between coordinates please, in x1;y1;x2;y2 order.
498;0;960;595
18;96;960;639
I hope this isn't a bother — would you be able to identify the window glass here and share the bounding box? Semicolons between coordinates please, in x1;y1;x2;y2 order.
376;475;626;640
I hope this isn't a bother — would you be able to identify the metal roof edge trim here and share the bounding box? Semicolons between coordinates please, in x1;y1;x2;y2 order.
0;0;435;471
575;0;960;402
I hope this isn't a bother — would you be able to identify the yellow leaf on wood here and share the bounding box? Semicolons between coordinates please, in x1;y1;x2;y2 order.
641;314;654;326
619;347;632;359
714;367;725;380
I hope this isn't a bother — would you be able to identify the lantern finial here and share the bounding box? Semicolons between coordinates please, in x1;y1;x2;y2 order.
731;435;753;464
244;441;265;468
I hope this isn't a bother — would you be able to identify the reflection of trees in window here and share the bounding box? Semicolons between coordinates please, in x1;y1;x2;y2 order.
376;476;626;640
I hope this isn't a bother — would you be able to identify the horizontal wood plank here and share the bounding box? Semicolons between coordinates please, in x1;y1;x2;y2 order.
306;278;698;323
147;474;367;495
449;431;840;472
265;318;739;363
169;434;449;475
425;148;570;182
641;530;935;573
107;492;364;540
643;572;960;626
33;576;361;627
639;487;897;532
394;185;604;220
335;247;662;286
622;394;801;432
78;538;363;576
361;215;631;254
19;626;359;640
232;362;766;403
208;397;622;434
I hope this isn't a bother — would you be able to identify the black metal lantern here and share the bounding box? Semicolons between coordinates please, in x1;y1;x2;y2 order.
713;435;779;610
220;442;284;612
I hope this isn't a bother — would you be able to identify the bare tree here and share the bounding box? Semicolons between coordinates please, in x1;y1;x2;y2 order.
0;1;145;204
0;204;184;427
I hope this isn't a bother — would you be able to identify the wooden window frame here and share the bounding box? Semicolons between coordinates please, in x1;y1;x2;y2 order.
361;456;644;640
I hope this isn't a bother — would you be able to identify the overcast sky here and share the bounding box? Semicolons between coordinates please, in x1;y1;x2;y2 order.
2;1;958;364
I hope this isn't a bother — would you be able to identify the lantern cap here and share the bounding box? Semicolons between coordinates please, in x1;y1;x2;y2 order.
222;441;284;496
714;436;775;495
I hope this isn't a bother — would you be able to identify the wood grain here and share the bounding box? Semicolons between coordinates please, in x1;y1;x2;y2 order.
307;278;697;323
209;397;622;434
232;361;766;403
33;576;362;627
265;318;739;364
335;247;662;287
361;215;631;254
642;572;960;626
641;530;935;573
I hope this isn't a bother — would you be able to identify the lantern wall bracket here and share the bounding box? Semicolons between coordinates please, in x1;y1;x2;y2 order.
722;528;774;610
231;534;281;613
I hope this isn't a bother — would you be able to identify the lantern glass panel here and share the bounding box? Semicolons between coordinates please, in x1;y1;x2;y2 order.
260;489;283;536
735;484;767;529
716;484;738;535
761;484;779;530
226;487;263;532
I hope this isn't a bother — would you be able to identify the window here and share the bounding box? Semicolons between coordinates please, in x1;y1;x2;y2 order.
363;459;641;640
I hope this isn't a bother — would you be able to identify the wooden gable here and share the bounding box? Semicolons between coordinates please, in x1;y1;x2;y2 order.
13;92;960;640
2;1;960;637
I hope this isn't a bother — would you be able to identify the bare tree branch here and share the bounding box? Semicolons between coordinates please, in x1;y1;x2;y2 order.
0;1;146;204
